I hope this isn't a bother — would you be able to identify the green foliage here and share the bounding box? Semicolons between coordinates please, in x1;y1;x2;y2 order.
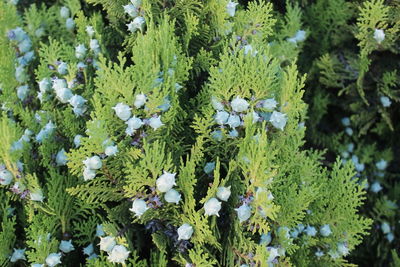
298;0;400;265
0;0;379;266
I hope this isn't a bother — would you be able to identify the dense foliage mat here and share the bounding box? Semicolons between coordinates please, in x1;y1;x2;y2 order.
0;0;398;266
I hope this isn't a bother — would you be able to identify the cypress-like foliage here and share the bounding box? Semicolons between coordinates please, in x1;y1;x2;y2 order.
2;0;397;266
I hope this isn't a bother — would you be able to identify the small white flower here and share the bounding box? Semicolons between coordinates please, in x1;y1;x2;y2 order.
52;78;67;91
18;39;32;53
376;159;388;170
370;181;382;193
59;240;75;253
73;106;87;117
17;85;29;101
74;135;82;147
126;116;144;131
235;204;251;223
15;65;27;83
10;248;26;262
89;39;100;54
290;229;299;238
288;37;297;44
55;87;73;103
156;171;176;192
112;103;132;121
99;236;116;252
83;167;96;181
83;155;102;170
337;243;349;256
355;163;365;172
127;16;146;32
22;51;35;63
36;121;56;143
108;245;130;263
149;116;164;130
243;45;257;56
305;225;317;236
227;114;241;128
216;186;231;201
11;140;23;151
67;78;76;89
69;95;87;108
92;59;99;69
229;129;238;138
20;134;30;143
263;98;277;110
37;91;45;102
351;155;359;165
211;97;224;111
31;264;44;267
341;117;350;126
204;197;222;216
30;189;44;202
380;96;391;107
251;111;260;123
66;18;75;31
386;232;394;242
320;224;332;237
212;130;223;141
23;128;32;137
45;253;62;267
315;250;324;257
35;27;45;37
96;224;105;237
294;30;306;42
86;26;95;37
204;162;215;174
267;247;279;263
105;145;118;156
158;98;171;112
8;27;25;42
347;143;354;153
175;83;183;92
215;111;229;125
269;111;287;130
226;1;238;17
131;0;142;7
38;78;51;93
35;130;47;143
164;189;181;204
56;148;68;166
134;93;147;108
177;223;194;240
75;44;87;59
129;199;149;217
77;62;87;70
260;233;272;245
83;243;94;256
60;6;70;18
123;4;138;17
328;249;340;259
104;138;115;148
231;96;249;112
381;222;391;234
374;29;385;44
125;127;136;136
297;224;305;232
